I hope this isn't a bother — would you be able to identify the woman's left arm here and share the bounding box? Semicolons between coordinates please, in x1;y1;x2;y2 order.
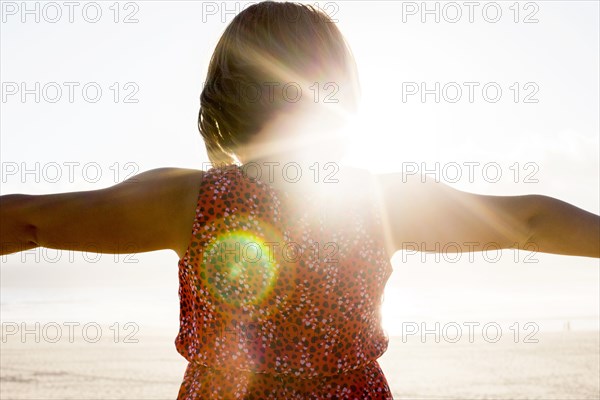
375;172;599;258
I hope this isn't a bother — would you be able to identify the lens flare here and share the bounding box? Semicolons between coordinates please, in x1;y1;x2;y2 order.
198;217;284;309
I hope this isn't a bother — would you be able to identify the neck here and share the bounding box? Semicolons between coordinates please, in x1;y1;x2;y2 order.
239;107;347;158
235;109;349;191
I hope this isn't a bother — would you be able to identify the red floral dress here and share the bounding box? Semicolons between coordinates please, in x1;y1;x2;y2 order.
175;164;394;399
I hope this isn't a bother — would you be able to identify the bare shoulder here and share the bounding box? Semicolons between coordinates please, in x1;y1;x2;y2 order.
125;168;205;258
118;167;205;206
124;167;204;187
336;166;379;188
116;167;205;220
9;167;206;259
338;167;421;203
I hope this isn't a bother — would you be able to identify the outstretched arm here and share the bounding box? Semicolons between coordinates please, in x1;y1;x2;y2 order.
0;168;204;259
375;173;599;258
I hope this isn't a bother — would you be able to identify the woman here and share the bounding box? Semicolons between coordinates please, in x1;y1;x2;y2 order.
1;2;598;399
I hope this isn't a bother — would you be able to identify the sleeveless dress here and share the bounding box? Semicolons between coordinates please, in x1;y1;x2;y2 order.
175;164;394;399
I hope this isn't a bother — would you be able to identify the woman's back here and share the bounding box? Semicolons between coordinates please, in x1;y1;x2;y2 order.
1;2;598;399
175;164;394;398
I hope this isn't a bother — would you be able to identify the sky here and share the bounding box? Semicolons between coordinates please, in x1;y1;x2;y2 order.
1;1;599;336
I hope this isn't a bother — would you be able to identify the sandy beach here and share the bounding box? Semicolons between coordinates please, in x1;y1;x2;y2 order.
1;328;598;400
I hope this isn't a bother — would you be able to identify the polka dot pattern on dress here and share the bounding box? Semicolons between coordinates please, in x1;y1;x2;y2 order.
175;165;394;399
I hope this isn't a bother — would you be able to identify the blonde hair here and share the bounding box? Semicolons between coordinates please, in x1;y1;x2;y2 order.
198;1;360;165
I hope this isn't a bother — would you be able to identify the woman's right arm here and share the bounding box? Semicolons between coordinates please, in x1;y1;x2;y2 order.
0;168;204;259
